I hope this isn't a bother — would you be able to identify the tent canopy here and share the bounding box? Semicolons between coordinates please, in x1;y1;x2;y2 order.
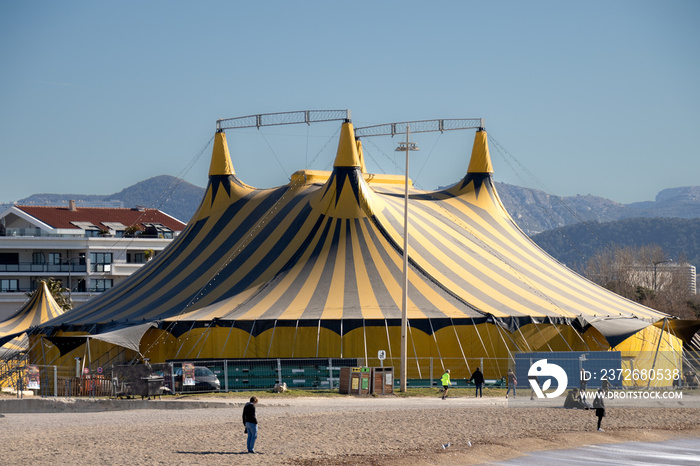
23;117;676;365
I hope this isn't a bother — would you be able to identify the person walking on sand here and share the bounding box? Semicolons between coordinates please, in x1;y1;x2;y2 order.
242;396;259;453
593;388;606;431
440;369;451;400
469;367;485;398
506;368;517;398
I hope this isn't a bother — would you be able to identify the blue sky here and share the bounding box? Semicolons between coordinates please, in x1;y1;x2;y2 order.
1;0;698;205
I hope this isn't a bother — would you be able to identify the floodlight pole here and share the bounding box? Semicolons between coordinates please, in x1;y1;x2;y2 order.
652;259;673;291
397;124;419;393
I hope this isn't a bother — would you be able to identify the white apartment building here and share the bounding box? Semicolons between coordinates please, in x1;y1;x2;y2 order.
624;262;697;296
0;202;186;320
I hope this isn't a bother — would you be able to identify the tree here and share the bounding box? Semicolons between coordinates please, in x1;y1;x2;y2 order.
30;278;73;311
582;244;698;319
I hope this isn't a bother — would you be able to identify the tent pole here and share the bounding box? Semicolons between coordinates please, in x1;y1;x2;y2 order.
195;324;215;359
291;320;299;358
515;325;533;353
221;321;237;358
551;323;575;352
472;321;489;357
450;318;471;376
494;323;516;364
363;319;368;367
316;320;320;358
648;318;667;389
267;320;278;358
427;319;443;374
243;321;255;358
532;321;555;352
383;319;393;362
407;321;422;378
40;335;47;372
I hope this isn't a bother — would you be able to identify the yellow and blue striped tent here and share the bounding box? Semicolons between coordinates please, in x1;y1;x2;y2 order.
0;281;66;358
26;121;679;376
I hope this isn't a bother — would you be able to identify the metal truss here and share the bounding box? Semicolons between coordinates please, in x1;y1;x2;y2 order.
216;110;351;131
354;118;484;138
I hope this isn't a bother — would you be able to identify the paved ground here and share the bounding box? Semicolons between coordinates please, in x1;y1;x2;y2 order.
490;437;700;465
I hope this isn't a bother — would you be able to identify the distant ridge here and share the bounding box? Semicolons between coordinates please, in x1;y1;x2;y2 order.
2;176;204;224
496;182;700;235
531;217;700;271
3;177;700;247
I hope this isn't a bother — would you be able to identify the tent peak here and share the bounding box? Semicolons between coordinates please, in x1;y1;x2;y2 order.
333;122;362;168
209;131;235;177
467;129;493;174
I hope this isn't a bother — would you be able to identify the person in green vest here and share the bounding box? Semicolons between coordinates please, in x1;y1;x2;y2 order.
441;369;451;400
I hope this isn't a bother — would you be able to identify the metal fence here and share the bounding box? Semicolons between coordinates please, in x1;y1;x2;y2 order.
1;363;112;398
4;351;699;397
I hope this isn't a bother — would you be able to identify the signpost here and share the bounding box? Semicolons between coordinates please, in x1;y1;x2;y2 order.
378;350;386;368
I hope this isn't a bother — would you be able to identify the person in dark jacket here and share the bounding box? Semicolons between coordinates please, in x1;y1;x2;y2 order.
242;396;259;453
593;388;606;431
469;367;485;397
564;388;589;409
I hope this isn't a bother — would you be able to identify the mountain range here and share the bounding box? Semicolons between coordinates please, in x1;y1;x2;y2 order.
3;176;699;269
495;182;700;235
2;175;204;224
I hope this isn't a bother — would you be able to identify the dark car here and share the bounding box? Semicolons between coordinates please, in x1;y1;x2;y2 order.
173;366;221;392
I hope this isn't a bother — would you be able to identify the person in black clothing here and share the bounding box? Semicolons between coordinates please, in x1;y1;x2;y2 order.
593;388;606;431
242;396;259;453
469;367;485;397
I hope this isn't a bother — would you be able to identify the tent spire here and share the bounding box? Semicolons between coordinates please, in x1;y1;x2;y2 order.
312;120;377;218
209;130;235;177
333;121;362;168
193;130;254;218
467;128;493;174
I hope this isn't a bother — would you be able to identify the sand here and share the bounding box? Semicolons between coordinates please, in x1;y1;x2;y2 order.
1;394;699;465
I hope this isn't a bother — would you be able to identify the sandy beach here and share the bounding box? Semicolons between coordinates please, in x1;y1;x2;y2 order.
1;393;699;465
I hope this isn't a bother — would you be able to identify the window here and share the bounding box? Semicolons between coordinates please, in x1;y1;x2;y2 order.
126;253;146;264
91;279;113;292
0;253;19;265
70;221;100;237
142;222;174;239
90;253;112;272
1;279;19;292
101;222;126;238
49;253;62;265
32;252;45;264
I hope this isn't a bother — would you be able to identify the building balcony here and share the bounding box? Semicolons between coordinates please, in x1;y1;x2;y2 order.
0;263;88;274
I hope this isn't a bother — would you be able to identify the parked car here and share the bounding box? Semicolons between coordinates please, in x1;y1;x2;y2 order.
173;366;221;392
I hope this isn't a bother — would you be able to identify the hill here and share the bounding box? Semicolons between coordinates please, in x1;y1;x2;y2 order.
496;182;700;235
3;178;700;235
2;178;699;271
495;182;627;235
530;217;700;271
3;176;204;223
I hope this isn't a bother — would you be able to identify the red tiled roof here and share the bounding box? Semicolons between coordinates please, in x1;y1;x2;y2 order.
16;206;187;231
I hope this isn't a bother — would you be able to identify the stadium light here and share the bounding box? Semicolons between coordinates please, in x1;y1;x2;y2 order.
395;125;419;393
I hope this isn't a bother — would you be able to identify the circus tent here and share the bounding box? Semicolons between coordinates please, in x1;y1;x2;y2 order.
0;281;66;358
22;117;681;377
